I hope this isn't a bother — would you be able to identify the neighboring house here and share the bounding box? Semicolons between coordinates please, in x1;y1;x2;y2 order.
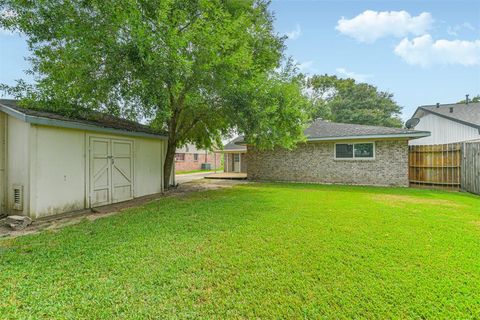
408;102;480;145
175;144;221;172
243;119;429;187
217;136;247;173
0;99;172;219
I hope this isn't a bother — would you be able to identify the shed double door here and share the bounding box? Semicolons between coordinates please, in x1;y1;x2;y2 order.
90;137;134;207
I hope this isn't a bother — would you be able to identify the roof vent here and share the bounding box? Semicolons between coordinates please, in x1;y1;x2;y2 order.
436;102;440;108
466;94;469;105
449;107;454;113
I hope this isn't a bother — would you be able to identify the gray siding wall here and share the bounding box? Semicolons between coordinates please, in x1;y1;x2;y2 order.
410;113;480;145
246;140;409;187
224;154;231;172
224;153;247;173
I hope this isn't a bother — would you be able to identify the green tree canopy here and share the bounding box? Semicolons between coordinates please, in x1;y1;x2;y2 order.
306;74;403;127
457;95;480;104
0;0;310;187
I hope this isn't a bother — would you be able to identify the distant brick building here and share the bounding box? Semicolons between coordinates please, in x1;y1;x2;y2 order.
175;144;221;172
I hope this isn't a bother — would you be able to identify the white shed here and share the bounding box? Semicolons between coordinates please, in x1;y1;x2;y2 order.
0;99;170;219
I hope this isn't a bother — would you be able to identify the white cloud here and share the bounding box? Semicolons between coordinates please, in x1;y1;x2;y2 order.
297;60;314;73
285;24;302;40
446;22;475;36
336;10;433;43
336;68;372;82
394;34;480;67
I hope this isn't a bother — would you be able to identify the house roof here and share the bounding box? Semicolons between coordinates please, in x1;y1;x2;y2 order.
304;119;429;141
222;136;247;152
0;99;167;139
412;102;480;130
231;119;429;146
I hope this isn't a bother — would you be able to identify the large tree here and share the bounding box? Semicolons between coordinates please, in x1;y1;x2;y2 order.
0;0;310;187
307;75;403;127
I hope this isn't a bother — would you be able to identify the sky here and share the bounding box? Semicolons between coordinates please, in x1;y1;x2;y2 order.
270;0;480;119
0;0;479;120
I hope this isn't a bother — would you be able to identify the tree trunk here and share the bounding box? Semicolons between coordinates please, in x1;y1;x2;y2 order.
163;93;182;189
163;139;177;189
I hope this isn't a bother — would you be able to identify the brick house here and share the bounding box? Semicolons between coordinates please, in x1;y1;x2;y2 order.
175;144;221;172
243;119;429;187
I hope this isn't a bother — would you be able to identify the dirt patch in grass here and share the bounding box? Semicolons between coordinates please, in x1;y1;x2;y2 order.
0;179;248;239
371;194;463;208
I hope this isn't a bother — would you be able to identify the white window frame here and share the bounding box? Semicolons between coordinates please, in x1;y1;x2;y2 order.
334;142;376;160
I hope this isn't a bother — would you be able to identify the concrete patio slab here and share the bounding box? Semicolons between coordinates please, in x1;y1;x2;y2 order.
204;172;247;180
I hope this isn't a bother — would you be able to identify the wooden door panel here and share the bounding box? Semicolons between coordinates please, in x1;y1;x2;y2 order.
111;140;133;203
90;138;111;207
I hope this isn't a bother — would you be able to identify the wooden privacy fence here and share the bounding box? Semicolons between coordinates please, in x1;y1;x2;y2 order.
409;143;462;190
462;142;480;195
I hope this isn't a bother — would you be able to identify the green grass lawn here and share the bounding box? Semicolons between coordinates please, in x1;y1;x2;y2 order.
1;183;480;319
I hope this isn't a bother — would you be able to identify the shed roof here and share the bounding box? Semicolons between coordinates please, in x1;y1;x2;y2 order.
412;102;480;129
0;99;167;139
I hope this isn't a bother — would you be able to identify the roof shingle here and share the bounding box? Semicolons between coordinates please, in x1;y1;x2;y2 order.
304;119;423;139
229;119;428;147
0;99;165;136
223;136;246;151
413;102;480;129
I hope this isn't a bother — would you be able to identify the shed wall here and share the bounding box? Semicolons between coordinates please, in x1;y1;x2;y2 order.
0;113;5;214
29;125;166;218
6;116;30;215
134;138;163;197
31;125;86;218
246;140;409;187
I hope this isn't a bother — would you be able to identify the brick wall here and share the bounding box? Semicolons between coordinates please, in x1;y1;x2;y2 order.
175;152;222;172
246;140;409;187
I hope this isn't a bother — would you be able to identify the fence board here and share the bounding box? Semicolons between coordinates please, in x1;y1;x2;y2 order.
409;143;462;189
462;142;480;195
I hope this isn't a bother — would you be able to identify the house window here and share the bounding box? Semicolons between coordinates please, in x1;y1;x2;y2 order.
175;153;185;161
335;143;374;159
193;153;198;161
